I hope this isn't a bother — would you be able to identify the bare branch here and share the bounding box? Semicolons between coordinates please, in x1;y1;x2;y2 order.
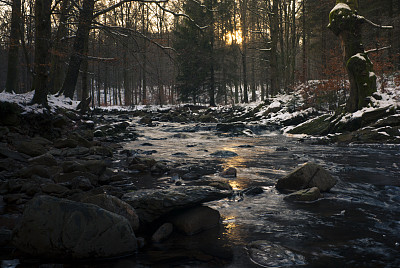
156;2;209;30
93;0;168;18
86;56;118;62
359;16;393;29
365;46;392;54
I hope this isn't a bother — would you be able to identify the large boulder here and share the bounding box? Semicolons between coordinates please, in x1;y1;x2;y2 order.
170;206;220;235
12;195;137;259
276;162;337;192
82;194;139;231
122;186;232;223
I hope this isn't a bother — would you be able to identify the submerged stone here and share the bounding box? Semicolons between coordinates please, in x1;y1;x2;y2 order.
246;241;306;267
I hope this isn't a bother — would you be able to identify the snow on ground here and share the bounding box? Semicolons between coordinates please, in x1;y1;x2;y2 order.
0;90;79;114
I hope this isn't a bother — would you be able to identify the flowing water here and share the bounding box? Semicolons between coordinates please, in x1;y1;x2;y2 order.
122;121;400;267
2;120;400;268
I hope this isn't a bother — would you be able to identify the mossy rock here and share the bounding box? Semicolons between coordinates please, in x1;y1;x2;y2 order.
288;114;332;135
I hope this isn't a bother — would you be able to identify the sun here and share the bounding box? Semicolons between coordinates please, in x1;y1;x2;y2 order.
225;30;243;45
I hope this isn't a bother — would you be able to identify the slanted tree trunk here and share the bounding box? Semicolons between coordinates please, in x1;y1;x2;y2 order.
60;0;95;99
31;0;52;106
328;0;377;112
5;0;22;93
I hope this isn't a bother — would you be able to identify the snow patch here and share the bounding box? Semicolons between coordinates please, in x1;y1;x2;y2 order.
331;3;351;13
0;90;79;114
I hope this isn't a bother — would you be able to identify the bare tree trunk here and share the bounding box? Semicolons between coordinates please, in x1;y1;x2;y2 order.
31;0;51;106
302;0;307;83
241;0;249;103
5;0;22;93
270;0;279;96
60;0;95;99
49;0;71;94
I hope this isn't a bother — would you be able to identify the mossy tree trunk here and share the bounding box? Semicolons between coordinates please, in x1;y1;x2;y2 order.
328;0;377;113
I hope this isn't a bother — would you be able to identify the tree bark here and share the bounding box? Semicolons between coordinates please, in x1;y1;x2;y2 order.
31;0;52;106
328;0;377;112
241;0;249;103
60;0;95;99
5;0;22;93
49;0;71;94
269;0;279;96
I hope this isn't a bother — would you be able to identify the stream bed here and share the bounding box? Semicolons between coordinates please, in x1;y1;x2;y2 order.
2;119;400;268
117;121;400;267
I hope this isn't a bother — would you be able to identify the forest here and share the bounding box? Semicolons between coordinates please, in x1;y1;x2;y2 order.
0;0;399;109
1;1;400;267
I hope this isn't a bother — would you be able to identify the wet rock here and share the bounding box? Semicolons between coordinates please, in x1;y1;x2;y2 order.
182;172;200;180
216;123;245;132
152;223;173;243
237;144;254;148
62;160;107;177
0;228;12;247
90;146;113;157
150;162;169;175
70;176;93;191
284;187;322;202
210;151;238;158
276;162;337;192
246;241;306;267
18;165;54;179
122;186;232;223
241;186;263;196
28;153;57;167
139;116;153;126
55;171;98;185
208;181;233;191
141;142;154;146
170;206;220;235
53;138;78;149
172;152;188;157
276;146;289;151
71;133;92;148
198;114;217;123
21;182;42;196
172;133;189;139
220;167;237;178
82;194;139;232
93;129;104;137
0;144;28;162
0;126;10;138
12;195;137;259
128;157;156;172
41;183;69;195
13;140;47;157
62;147;90;157
3;193;28;204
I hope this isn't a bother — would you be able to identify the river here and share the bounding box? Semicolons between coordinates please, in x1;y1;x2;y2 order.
118;121;400;267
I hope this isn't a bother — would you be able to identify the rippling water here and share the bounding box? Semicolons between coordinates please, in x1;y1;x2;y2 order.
123;122;400;267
